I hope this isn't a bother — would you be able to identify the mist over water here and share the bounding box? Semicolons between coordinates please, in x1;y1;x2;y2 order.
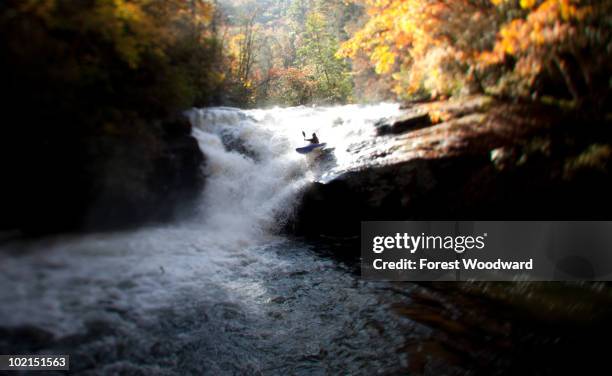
0;104;418;374
188;103;401;239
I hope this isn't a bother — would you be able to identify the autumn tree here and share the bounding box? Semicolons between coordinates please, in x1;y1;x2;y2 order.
2;0;222;113
217;0;356;106
339;0;611;107
338;0;500;99
482;0;611;107
225;10;260;104
298;11;352;103
266;67;317;105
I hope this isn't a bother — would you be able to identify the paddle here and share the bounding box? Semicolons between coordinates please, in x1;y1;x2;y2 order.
302;131;306;138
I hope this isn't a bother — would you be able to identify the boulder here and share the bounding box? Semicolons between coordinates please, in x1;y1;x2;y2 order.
376;112;432;136
82;116;206;230
1;114;206;234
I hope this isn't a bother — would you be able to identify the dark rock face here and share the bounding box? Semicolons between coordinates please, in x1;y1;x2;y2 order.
0;116;205;234
290;156;480;237
219;132;259;161
155;118;206;219
290;98;612;240
291;154;612;239
375;112;432;136
82;116;206;230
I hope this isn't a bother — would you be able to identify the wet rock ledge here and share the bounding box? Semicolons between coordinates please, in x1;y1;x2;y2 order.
1;116;205;235
290;96;612;239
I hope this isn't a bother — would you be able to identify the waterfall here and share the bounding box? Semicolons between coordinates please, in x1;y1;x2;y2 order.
186;103;401;245
0;104;412;376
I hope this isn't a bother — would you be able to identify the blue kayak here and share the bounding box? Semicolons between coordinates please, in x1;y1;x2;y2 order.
296;143;327;154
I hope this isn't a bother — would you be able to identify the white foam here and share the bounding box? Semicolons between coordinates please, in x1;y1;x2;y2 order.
0;103;402;336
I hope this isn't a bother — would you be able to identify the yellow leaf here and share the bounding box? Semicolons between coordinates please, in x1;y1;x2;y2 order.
520;0;536;9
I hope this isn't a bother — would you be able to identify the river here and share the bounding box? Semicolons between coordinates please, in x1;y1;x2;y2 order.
0;104;423;374
1;104;609;375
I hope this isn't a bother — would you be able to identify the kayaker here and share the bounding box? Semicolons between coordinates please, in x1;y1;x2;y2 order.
304;132;319;144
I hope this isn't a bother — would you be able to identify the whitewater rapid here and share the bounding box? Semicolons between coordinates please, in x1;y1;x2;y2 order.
183;103;402;245
0;104;418;374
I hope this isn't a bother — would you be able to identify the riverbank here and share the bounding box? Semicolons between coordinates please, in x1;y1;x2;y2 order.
290;96;612;239
0;1;218;235
0;115;205;235
392;281;612;375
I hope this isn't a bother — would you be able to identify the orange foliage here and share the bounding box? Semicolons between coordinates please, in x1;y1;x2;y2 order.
340;0;610;103
338;0;498;98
